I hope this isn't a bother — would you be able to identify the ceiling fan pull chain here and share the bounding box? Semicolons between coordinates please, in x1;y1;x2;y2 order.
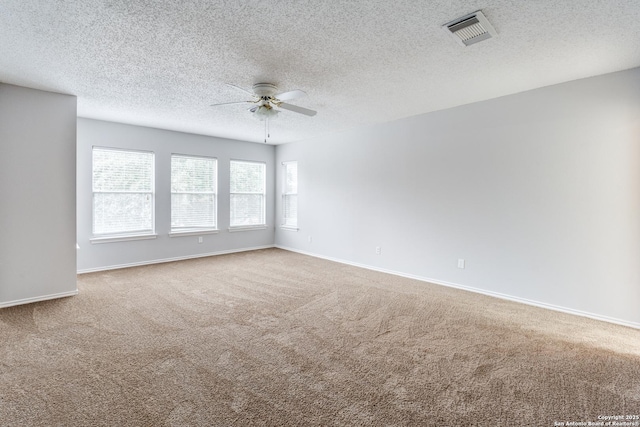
264;117;268;143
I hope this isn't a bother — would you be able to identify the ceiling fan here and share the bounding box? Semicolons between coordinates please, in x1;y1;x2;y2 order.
210;83;317;142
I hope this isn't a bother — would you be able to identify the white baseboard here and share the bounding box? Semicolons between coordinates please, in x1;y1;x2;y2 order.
77;245;276;274
0;289;79;308
276;245;640;331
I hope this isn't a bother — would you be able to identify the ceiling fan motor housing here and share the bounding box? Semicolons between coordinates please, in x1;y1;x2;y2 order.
252;83;278;97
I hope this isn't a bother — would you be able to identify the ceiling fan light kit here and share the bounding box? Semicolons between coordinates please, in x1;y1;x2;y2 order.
252;104;279;120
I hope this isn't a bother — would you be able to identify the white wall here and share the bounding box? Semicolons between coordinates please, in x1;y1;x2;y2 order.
275;67;640;328
0;84;77;307
77;118;275;272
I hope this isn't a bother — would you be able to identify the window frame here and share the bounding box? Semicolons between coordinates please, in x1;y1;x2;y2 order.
90;146;156;243
169;153;218;236
229;159;267;231
281;161;298;231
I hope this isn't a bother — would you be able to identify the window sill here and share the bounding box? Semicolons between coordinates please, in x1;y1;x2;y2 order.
280;226;299;232
169;229;219;237
228;225;268;233
90;233;158;244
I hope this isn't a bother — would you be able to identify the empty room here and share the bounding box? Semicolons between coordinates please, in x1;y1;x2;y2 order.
1;1;639;426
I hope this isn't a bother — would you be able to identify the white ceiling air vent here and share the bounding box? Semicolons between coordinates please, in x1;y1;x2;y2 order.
443;10;497;46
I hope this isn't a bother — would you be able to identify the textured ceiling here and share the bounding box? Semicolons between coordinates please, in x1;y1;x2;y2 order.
1;0;640;144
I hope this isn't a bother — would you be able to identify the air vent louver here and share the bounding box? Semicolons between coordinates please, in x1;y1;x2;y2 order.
443;10;497;46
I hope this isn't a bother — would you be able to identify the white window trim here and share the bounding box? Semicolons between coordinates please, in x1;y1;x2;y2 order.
169;229;219;237
90;233;158;244
281;161;298;230
92;146;156;238
228;225;268;232
229;159;267;229
171;154;218;233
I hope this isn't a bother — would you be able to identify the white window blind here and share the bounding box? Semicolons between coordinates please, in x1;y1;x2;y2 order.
171;155;217;231
282;161;298;228
92;147;154;236
230;160;266;228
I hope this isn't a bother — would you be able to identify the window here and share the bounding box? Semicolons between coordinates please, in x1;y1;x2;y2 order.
92;147;154;237
171;154;217;233
282;161;298;229
230;160;266;228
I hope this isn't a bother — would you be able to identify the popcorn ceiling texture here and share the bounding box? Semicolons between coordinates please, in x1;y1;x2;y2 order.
1;0;639;143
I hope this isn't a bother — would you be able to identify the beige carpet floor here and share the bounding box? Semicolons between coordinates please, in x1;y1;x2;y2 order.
1;248;639;426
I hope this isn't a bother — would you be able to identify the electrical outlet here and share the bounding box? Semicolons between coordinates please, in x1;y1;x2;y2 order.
457;259;465;269
198;236;203;244
375;246;381;255
308;236;313;243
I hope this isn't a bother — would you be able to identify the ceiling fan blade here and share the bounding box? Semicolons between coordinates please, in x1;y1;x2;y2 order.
275;89;307;101
226;83;254;97
278;102;317;117
210;100;252;107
